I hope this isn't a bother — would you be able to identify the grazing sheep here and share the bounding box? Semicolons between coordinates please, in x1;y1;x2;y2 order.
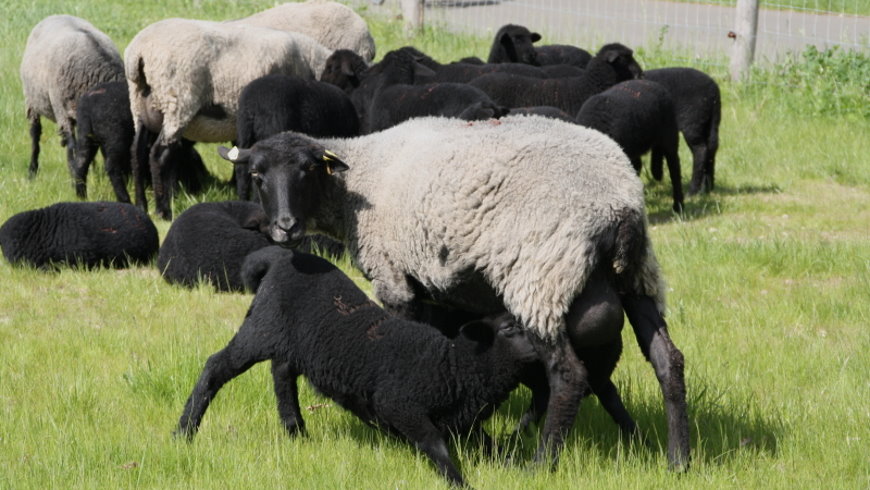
351;49;507;134
644;67;722;194
217;115;690;471
0;201;158;270
469;43;643;115
124;18;333;219
487;24;591;69
576;79;684;212
176;246;538;486
234;74;360;200
74;81;213;202
232;0;376;62
19;15;124;180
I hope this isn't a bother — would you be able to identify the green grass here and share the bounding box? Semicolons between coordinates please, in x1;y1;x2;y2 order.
1;1;869;489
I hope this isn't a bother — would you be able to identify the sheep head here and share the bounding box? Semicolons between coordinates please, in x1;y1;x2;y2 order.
218;135;348;245
489;24;542;65
596;43;644;80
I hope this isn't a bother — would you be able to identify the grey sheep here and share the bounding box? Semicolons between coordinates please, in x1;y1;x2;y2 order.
124;17;333;219
469;43;643;115
232;0;376;62
0;201;158;270
19;15;124;181
644;67;722;194
217;115;690;471
576;79;684;212
176;246;538;486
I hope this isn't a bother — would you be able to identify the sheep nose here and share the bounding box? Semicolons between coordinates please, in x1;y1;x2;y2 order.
276;215;296;231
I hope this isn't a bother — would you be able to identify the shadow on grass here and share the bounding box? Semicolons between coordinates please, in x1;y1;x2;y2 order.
645;182;784;225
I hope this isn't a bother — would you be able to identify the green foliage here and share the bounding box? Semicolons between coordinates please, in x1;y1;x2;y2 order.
748;45;870;120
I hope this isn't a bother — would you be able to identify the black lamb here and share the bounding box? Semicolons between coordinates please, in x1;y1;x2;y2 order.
576;79;684;212
0;201;158;270
234;74;360;200
469;42;643;115
487;23;592;69
157;201;344;292
319;48;370;94
644;67;722;194
74;81;212;203
352;49;508;134
175;246;539;487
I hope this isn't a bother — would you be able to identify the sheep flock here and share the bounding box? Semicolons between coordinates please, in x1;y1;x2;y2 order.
4;1;734;486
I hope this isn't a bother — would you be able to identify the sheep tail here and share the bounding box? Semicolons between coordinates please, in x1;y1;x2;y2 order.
611;207;647;290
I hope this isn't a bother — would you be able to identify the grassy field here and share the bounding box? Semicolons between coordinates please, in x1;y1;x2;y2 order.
1;1;868;489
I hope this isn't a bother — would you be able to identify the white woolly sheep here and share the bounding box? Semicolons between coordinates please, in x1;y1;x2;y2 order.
231;0;376;62
176;246;538;486
0;201;158;270
217;115;690;471
19;15;124;181
124;17;333;219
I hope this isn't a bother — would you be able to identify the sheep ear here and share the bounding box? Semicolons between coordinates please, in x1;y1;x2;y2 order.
318;149;349;175
218;145;251;164
531;32;542;43
459;320;496;346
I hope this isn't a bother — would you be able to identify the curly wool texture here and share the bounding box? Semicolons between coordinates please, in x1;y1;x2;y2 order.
315;115;667;341
20;15;123;135
124;18;332;143
0;202;158;270
232;0;375;63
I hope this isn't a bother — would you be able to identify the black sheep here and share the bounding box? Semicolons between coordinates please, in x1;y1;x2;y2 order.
74;81;213;203
644;67;722;194
353;49;508;134
234;74;360;200
392;46;549;84
487;24;592;69
319;48;370;94
158;201;344;292
175;246;539;487
0;201;158;270
469;43;643;115
576;79;684;212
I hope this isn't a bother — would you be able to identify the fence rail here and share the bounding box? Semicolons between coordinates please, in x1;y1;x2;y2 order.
350;0;869;70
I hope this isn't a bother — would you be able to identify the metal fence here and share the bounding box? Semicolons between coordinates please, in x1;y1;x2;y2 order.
350;0;869;67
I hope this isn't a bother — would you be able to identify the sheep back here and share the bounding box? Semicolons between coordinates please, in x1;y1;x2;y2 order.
318;115;666;340
158;201;272;292
0;202;158;269
20;15;123;126
234;0;376;62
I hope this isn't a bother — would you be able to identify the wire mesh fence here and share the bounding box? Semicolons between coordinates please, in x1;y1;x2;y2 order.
350;0;869;68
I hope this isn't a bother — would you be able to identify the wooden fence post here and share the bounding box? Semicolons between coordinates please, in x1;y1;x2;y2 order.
730;0;760;81
400;0;425;35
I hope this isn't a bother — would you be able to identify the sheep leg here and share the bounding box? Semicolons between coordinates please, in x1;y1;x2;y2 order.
687;144;708;195
270;360;306;436
663;146;684;213
105;150;132;203
650;148;664;181
175;336;268;440
383;406;465;486
60;121;78;186
130;124;150;212
72;138;98;199
150;134;179;220
621;293;690;471
589;378;638;437
529;333;588;467
513;363;549;434
28;114;41;178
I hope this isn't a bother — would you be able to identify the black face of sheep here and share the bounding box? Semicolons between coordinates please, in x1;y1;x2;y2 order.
218;136;348;245
488;24;542;65
597;43;644;80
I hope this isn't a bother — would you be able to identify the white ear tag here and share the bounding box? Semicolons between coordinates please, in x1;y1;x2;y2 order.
228;146;240;161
